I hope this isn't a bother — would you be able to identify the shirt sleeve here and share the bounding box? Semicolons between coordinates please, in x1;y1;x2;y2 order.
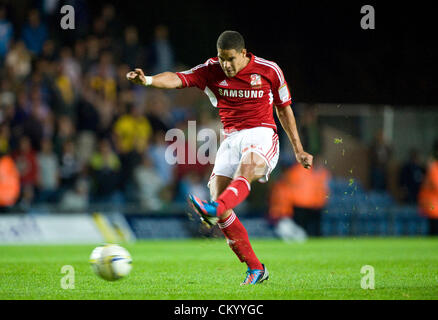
270;63;292;108
175;60;211;90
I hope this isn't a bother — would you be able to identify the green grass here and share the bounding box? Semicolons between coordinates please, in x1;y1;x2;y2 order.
1;237;438;300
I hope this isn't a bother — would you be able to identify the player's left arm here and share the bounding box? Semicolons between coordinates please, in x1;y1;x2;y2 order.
275;105;313;169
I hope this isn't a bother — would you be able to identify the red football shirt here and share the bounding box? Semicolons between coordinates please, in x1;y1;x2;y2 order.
176;53;292;132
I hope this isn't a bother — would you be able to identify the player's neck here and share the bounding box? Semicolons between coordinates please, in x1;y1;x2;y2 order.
236;56;251;74
244;56;251;67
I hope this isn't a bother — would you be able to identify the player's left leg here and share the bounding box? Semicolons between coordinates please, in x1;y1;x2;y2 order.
190;152;270;284
188;127;278;284
209;171;269;286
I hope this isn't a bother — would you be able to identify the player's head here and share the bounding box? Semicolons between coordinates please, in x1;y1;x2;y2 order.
217;30;248;78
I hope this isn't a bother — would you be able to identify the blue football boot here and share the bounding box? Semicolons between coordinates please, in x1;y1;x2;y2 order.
241;264;269;285
188;194;220;227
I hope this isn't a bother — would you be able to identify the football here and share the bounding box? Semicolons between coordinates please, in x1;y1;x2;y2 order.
89;244;132;281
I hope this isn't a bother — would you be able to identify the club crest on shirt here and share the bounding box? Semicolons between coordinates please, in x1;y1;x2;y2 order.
250;74;262;87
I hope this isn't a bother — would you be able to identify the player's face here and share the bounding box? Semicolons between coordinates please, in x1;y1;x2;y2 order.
217;48;247;78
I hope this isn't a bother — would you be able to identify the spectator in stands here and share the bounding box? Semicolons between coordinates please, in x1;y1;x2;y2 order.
36;138;59;203
59;177;90;211
148;25;174;74
418;139;438;235
145;90;172;133
59;46;82;92
91;15;107;42
269;158;331;237
28;87;50;121
268;174;308;242
148;129;174;183
41;39;56;62
21;9;48;56
59;139;80;190
134;153;165;210
89;50;117;101
8;90;28;148
400;148;425;204
76;84;100;133
79;77;117;139
0;6;13;66
268;166;295;225
120;26;145;69
113;103;152;181
19;91;45;152
0;78;16;114
73;39;87;71
113;104;152;154
89;138;122;204
81;35;100;72
101;4;122;40
12;136;38;204
5;41;32;81
29;60;53;106
40;109;55;141
54;115;76;158
53;63;76;117
0;123;10;154
0;149;20;210
369;129;392;191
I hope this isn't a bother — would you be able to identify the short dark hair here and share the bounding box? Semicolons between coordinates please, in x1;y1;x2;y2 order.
217;30;245;51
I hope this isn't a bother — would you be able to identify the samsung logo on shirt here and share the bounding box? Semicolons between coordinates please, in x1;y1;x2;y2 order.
218;89;264;98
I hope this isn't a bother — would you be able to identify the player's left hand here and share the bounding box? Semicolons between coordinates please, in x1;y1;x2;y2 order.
296;151;313;169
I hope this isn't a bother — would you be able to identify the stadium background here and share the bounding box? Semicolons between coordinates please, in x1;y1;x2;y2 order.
0;0;437;243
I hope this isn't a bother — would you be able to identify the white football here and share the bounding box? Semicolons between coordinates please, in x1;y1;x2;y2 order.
89;244;132;281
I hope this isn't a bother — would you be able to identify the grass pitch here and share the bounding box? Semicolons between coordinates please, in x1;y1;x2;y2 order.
1;237;437;300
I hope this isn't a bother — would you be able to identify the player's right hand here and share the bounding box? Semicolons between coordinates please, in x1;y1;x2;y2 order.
296;151;313;169
126;68;146;85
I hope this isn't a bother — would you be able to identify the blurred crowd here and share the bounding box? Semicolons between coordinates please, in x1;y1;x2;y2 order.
0;3;217;211
1;2;437;235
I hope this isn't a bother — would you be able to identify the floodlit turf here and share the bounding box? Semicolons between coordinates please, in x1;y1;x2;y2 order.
0;237;437;300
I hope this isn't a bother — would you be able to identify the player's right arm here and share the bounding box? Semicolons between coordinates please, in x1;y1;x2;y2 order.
126;68;183;89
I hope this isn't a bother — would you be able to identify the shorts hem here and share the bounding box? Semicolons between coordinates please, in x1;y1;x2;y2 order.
207;172;234;188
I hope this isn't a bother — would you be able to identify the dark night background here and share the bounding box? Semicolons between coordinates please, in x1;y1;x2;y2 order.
84;0;437;106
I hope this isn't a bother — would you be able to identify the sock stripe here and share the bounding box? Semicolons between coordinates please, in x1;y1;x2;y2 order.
218;211;237;229
236;176;251;191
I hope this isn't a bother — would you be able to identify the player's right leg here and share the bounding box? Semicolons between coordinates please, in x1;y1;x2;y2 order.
189;174;232;227
190;127;279;221
208;174;233;220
